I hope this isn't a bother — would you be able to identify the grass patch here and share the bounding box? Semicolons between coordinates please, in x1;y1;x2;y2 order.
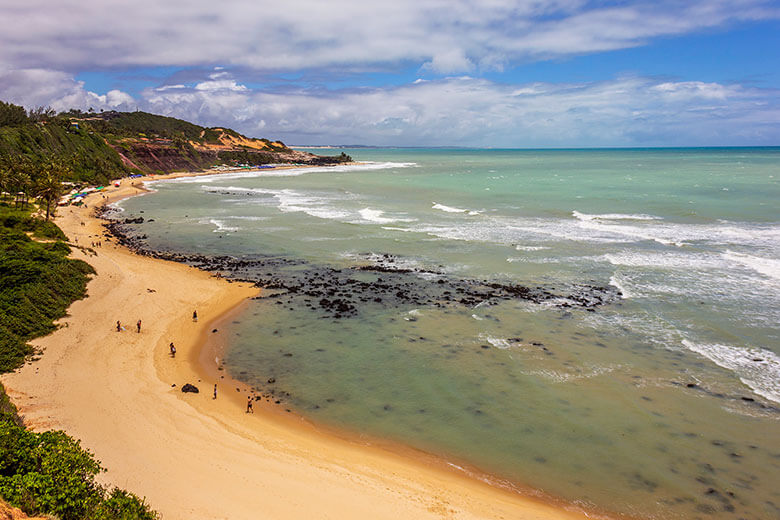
0;204;92;372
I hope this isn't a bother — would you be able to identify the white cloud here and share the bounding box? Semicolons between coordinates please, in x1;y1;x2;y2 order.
421;50;474;74
0;68;136;112
0;1;776;73
2;66;777;147
132;72;780;147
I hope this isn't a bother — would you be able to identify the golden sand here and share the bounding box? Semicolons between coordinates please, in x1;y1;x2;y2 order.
2;173;594;520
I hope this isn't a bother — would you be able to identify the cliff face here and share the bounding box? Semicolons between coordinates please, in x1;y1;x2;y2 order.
111;140;350;174
112;141;217;173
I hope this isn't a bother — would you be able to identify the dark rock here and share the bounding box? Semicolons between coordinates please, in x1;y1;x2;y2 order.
181;383;199;393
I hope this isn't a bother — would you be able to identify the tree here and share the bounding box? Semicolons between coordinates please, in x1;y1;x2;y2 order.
5;158;33;209
0;165;9;202
0;101;28;127
27;106;56;123
34;160;69;220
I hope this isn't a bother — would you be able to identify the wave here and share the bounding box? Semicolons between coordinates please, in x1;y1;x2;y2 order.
682;339;780;403
207;219;240;232
357;208;416;225
432;202;481;215
608;274;633;299
601;251;727;270
722;251;780;282
432;202;467;213
514;245;550;251
156;161;418;184
572;210;662;222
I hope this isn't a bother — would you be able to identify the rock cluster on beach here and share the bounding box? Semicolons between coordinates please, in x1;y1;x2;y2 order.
103;210;621;320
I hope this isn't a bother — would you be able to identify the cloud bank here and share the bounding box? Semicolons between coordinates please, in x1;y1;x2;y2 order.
1;0;777;73
0;1;778;146
2;67;777;147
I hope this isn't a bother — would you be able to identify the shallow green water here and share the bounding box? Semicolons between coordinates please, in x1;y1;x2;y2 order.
117;148;780;519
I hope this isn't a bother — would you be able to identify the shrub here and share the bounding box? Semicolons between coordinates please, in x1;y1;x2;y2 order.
0;412;158;520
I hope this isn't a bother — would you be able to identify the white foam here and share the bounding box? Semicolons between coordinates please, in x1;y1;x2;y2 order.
576;219;684;246
222;215;269;221
514;245;550;251
356;208;416;225
682;339;780;403
208;219;239;232
608;274;634;299
572;210;662;222
358;208;394;224
722;251;780;282
524;364;619;384
161;161;418;184
601;251;726;270
432;202;469;213
478;334;512;349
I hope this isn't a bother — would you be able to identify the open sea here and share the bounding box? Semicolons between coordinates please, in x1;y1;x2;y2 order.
114;148;780;519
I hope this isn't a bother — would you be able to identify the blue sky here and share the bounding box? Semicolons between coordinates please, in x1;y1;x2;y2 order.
1;0;779;147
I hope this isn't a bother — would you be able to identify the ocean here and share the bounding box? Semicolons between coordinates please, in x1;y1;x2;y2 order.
113;148;780;519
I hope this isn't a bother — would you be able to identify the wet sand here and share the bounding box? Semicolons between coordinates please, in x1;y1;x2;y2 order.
2;172;599;520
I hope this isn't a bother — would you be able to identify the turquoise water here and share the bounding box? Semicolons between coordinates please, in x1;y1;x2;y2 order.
116;148;780;519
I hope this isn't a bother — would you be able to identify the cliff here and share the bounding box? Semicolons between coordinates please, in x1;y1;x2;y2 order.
0;102;351;186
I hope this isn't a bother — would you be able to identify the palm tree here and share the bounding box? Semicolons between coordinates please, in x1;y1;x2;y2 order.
8;169;31;209
34;160;69;220
0;165;9;202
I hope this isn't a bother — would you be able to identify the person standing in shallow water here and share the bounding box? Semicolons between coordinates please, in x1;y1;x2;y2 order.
213;384;217;400
136;319;141;333
246;395;253;413
169;342;176;358
192;310;197;322
116;320;121;332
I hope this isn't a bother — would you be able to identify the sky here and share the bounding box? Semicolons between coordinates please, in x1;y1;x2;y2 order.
1;0;779;147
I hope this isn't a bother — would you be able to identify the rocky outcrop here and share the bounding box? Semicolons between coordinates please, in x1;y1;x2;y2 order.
181;383;199;393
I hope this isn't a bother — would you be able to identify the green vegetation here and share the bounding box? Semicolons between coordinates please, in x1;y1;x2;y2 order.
79;110;209;142
0;205;158;518
0;204;92;372
1;100;307;186
217;149;280;165
0;386;158;520
0;115;127;186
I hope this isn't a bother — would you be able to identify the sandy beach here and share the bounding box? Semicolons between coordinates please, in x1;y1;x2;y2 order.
1;172;596;520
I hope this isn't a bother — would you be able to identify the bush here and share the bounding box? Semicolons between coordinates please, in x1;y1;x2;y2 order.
0;411;157;520
0;206;93;372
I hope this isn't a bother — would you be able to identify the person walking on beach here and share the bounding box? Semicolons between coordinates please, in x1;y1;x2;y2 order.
136;319;142;333
192;310;198;322
169;342;176;358
246;395;253;413
213;384;217;400
116;320;121;332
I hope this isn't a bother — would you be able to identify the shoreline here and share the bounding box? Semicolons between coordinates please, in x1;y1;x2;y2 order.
3;169;611;520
